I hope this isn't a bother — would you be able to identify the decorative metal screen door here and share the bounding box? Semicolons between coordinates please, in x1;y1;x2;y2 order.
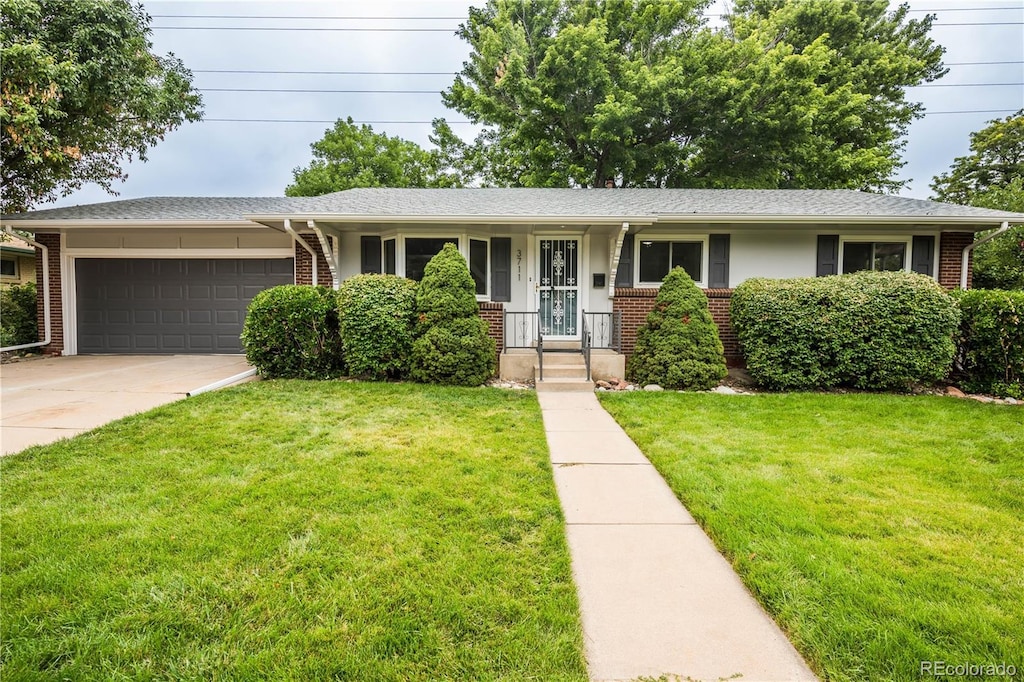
537;238;580;338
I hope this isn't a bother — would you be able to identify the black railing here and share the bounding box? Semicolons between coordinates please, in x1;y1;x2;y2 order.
503;310;544;381
581;312;592;381
583;311;621;351
504;310;540;349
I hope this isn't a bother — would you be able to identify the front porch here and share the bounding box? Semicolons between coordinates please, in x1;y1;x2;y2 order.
495;310;626;384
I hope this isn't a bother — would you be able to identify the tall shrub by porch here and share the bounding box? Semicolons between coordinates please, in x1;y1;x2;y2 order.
627;267;727;390
410;243;495;386
338;274;418;380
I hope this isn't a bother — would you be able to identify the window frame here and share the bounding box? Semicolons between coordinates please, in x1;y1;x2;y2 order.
839;237;912;275
389;232;491;301
633;234;709;288
0;256;18;278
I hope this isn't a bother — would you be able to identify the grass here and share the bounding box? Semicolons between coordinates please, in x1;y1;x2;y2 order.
599;392;1023;682
1;381;587;681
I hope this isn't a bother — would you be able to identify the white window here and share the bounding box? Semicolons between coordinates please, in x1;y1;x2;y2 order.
841;240;910;274
404;237;459;281
637;238;706;285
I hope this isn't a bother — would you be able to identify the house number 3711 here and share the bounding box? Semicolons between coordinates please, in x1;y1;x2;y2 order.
516;249;522;281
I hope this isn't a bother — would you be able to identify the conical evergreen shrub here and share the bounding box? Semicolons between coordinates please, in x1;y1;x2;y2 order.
410;243;496;386
627;267;727;390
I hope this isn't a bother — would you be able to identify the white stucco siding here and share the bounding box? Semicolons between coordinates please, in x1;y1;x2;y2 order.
586;233;613;313
337;232;362;280
507;233;531;312
729;230;818;286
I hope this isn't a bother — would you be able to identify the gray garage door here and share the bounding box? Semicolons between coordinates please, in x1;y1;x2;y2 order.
76;258;294;354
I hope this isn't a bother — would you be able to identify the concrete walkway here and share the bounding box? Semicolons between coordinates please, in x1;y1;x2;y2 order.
538;391;817;682
1;355;254;456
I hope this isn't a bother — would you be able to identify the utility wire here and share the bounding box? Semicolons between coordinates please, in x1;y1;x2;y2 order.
153;22;1023;31
189;61;1022;75
150;8;1024;19
199;110;1018;124
196;83;1023;94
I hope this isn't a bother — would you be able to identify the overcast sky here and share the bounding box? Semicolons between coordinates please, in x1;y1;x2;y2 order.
51;0;1024;208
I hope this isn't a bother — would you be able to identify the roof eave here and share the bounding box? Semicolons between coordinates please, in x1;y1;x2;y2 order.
0;219;263;230
244;213;656;225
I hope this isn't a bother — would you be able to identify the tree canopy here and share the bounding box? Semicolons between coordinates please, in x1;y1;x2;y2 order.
286;117;461;196
439;0;945;191
932;110;1024;290
0;0;202;213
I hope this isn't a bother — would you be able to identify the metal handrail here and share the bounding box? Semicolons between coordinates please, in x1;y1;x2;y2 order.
582;311;619;351
536;309;544;382
503;310;539;349
581;310;592;382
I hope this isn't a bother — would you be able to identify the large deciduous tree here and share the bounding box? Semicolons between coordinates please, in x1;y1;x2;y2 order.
286;117;461;196
932;111;1024;290
439;0;944;191
0;0;202;213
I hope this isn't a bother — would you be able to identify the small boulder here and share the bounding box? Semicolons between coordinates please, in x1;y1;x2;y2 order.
712;385;738;395
596;380;612;389
607;377;621;386
946;386;966;398
1006;397;1019;405
643;384;664;392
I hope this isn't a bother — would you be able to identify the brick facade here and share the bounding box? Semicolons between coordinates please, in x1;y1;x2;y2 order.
478;302;504;364
33;233;63;354
293;234;333;286
939;232;973;289
612;287;740;363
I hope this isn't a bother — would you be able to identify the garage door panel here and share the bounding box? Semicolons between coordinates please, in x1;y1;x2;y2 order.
76;258;293;354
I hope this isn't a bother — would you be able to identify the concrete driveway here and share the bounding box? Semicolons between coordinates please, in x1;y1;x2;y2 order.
0;355;255;456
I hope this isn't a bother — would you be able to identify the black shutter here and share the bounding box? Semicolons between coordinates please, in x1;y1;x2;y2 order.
490;237;511;302
360;236;381;274
816;235;839;276
614;233;634;287
912;236;935;276
708;234;730;288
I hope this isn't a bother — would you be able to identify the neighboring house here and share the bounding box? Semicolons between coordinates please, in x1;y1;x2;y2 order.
3;188;1022;373
0;236;36;288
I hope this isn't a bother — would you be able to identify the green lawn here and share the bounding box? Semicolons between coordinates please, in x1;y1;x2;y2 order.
1;381;587;681
599;392;1023;682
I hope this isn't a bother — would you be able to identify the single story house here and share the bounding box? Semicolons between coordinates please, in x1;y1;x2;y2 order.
1;235;36;288
3;188;1021;376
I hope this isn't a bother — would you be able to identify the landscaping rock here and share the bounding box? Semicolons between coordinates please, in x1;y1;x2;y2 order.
969;395;994;403
643;384;664;392
1006;397;1019;405
608;377;622;386
596;380;612;389
946;386;966;398
712;385;739;395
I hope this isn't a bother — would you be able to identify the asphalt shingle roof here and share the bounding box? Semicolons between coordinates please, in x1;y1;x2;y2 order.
4;188;1022;222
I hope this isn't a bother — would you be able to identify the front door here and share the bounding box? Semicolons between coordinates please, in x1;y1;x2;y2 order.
537;238;580;339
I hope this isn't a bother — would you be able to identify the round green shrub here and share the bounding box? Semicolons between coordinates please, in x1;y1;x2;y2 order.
415;242;480;329
0;282;38;348
338;274;418;380
731;271;960;390
627;267;727;390
953;289;1024;398
241;285;345;379
410;317;496;387
410;243;496;385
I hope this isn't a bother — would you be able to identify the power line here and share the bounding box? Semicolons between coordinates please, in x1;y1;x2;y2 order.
200;88;441;94
911;82;1024;87
199;110;1018;124
188;61;1022;75
194;69;458;75
153;21;1022;32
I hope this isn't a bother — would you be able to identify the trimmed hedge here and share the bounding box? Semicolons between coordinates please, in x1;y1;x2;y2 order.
410;243;495;386
338;274;418;380
953;289;1024;398
241;285;345;379
627;267;727;390
0;282;37;348
731;271;960;390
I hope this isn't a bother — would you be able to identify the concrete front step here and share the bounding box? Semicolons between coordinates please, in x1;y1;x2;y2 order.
535;378;594;393
539;365;590;380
